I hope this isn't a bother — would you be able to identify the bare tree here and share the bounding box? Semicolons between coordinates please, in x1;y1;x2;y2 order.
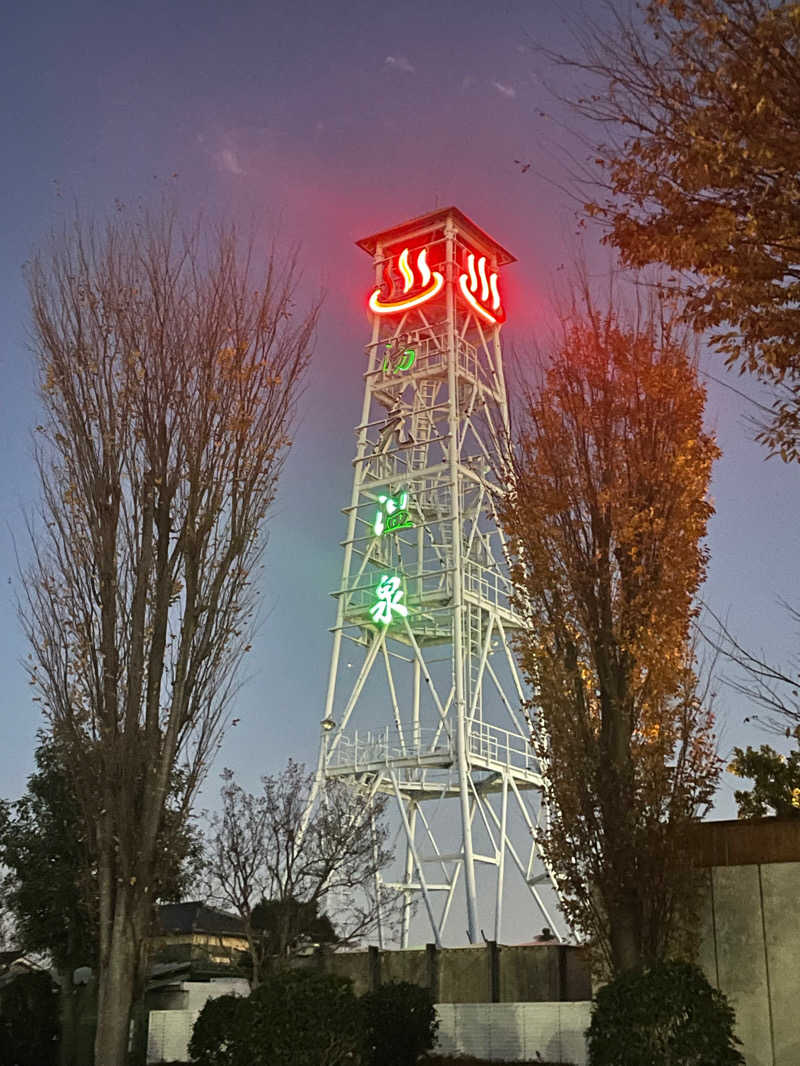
20;208;319;1064
205;761;397;986
699;609;800;818
500;279;722;975
703;603;800;740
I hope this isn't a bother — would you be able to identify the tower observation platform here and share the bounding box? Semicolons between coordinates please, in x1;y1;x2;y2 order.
313;207;562;947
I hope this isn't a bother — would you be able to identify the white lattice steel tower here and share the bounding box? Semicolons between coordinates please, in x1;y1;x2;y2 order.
315;208;561;947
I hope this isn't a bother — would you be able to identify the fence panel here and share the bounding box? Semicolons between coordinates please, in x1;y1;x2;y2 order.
146;998;591;1064
146;1009;199;1063
435;1001;591;1064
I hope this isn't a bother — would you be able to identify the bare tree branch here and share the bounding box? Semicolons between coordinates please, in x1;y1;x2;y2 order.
701;601;800;737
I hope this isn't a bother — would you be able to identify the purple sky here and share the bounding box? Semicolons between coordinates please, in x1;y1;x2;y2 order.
1;0;798;834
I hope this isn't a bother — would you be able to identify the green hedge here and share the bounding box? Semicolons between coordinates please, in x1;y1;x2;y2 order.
189;969;361;1066
361;981;438;1066
189;972;438;1066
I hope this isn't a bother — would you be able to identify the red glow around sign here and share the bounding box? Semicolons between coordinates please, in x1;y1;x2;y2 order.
369;247;445;315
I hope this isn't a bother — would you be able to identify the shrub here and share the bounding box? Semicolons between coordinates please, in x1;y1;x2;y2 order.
0;971;59;1066
587;960;745;1066
361;981;438;1066
188;993;249;1066
249;969;362;1066
189;969;361;1066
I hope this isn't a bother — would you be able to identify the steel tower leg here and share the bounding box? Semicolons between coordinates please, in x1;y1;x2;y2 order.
445;219;479;944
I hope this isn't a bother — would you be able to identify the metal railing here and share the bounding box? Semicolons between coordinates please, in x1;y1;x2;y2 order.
325;719;541;781
325;725;453;771
369;332;479;387
467;719;541;779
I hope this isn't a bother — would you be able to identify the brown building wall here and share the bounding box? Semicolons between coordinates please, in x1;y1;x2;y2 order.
688;816;800;868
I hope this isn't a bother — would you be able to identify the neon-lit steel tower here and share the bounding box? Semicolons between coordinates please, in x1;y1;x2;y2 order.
317;208;561;947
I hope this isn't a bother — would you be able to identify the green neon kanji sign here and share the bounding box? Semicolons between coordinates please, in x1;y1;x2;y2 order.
369;574;408;626
383;340;416;374
373;491;413;537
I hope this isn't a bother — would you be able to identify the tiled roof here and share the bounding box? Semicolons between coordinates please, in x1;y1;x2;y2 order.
156;901;245;936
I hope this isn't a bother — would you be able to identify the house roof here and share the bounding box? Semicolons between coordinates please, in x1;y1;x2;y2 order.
156;901;245;937
0;954;49;991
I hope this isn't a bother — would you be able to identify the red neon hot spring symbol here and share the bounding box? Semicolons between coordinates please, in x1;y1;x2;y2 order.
368;245;505;324
369;247;445;315
457;252;505;324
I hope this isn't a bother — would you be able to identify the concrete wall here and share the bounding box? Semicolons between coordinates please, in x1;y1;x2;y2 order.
299;941;590;1004
323;947;373;997
377;946;429;990
697;861;800;1066
145;980;248;1064
438;945;492;1003
145;946;590;1063
147;858;800;1065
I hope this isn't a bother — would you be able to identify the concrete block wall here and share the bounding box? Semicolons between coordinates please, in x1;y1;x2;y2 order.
323;946;372;995
380;946;429;990
438;945;492;1003
302;941;590;1004
500;943;560;1001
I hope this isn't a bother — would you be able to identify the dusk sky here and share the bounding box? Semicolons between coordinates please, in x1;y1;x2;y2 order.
2;0;798;839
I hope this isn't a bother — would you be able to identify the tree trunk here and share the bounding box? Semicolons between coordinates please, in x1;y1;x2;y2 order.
58;970;77;1066
94;903;140;1066
250;944;262;990
608;902;641;974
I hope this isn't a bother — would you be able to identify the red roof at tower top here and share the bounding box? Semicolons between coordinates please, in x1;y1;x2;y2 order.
356;206;516;266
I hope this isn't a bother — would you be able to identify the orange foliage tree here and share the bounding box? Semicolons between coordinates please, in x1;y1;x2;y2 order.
555;0;800;458
500;288;721;974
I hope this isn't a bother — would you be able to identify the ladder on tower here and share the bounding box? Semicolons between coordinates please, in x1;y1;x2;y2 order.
409;379;438;473
409;378;455;588
465;601;483;719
